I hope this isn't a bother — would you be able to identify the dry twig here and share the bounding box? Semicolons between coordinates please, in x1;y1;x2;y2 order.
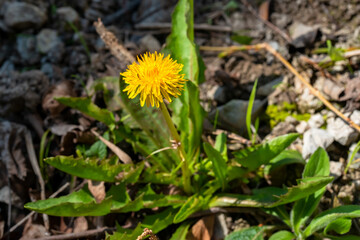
200;43;360;133
94;19;135;64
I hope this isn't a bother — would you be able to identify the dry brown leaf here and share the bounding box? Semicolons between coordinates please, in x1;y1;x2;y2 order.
188;215;215;240
322;79;344;100
88;180;106;203
20;218;47;239
60;216;72;234
73;217;88;233
42;80;76;116
259;0;270;21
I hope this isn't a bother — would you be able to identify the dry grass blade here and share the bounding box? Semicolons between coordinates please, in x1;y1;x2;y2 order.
24;130;49;231
91;129;133;164
94;18;135;64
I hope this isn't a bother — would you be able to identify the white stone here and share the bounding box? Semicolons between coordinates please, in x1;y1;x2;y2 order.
302;128;334;159
330;161;343;180
308;113;325;128
296;121;309;134
327;118;359;146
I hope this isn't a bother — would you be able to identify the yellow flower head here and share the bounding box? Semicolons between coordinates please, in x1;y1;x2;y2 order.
121;52;186;108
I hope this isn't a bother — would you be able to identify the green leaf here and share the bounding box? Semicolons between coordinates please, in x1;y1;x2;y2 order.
264;150;305;176
231;34;253;45
210;176;333;208
204;142;227;190
106;183;131;210
45;156;143;182
166;0;198;82
173;194;208;223
106;223;144;240
85;140;107;159
56;97;115;130
235;133;300;171
246;79;258;141
215;132;228;162
25;186;112;216
169;222;191;240
166;0;205;162
85;132;109;160
304;205;360;237
111;184;186;213
269;230;295;240
270;176;333;207
225;226;265;240
302;148;330;178
324;218;352;235
290;148;330;235
142;207;178;233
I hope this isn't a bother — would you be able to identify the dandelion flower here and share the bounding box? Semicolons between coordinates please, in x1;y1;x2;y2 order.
121;52;186;107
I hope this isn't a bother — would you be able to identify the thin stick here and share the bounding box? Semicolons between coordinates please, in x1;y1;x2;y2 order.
24;130;49;230
35;227;113;240
200;43;360;133
91;129;133;164
300;55;336;81
9;182;70;233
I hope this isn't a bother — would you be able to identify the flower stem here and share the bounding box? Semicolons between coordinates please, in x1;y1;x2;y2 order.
160;101;192;194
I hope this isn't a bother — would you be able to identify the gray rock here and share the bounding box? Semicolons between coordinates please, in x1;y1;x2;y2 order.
302;128;334;159
296;121;309;134
56;6;79;24
327;118;359;146
289;22;318;48
0;70;49;115
4;2;47;30
308;113;325;128
257;77;283;96
139;34;161;53
330;161;343;180
272;122;296;136
207;85;227;103
209;99;265;134
36;29;62;54
16;35;40;65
